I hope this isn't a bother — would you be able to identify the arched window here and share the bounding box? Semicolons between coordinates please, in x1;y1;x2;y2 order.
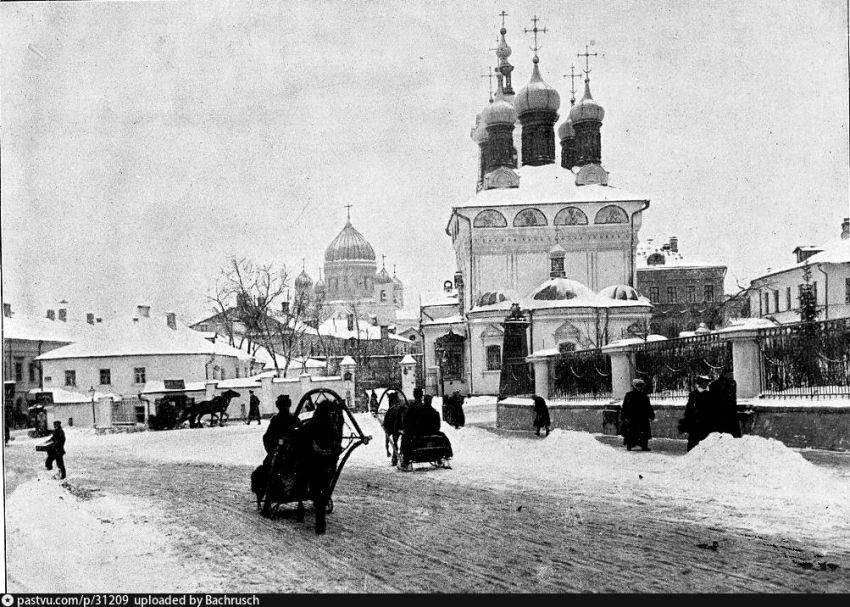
473;209;508;228
554;207;588;226
513;208;547;227
594;205;628;224
485;345;502;370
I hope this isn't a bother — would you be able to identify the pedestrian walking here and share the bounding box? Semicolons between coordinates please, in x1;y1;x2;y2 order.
679;375;713;451
532;395;551;436
447;390;465;429
246;390;262;425
709;368;742;438
369;391;379;416
621;378;655;451
42;420;66;479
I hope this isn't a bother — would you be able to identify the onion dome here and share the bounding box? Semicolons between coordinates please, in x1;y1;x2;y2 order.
392;269;403;289
295;269;313;289
530;277;597;302
482;81;517;126
324;219;376;262
313;269;326;294
375;266;393;284
569;79;605;124
598;285;643;301
514;58;561;116
495;27;512;62
557;118;574;139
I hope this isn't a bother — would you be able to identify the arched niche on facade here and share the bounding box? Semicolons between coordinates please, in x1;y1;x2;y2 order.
594;205;628;224
473;209;508;228
554;207;589;226
513;207;548;227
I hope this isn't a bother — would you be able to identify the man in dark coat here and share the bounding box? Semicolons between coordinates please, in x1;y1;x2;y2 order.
532;395;551;436
246;390;262;425
447;390;465;429
709;368;742;438
621;379;655;451
262;395;300;464
679;375;713;451
43;420;66;479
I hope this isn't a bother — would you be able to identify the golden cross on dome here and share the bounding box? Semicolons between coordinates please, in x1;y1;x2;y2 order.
524;15;547;55
577;43;599;77
480;67;494;98
563;64;580;103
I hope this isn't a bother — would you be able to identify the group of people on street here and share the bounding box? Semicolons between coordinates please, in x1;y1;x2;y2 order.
618;369;741;452
400;388;453;468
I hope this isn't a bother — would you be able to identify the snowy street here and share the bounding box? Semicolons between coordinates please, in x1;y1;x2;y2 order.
4;398;850;593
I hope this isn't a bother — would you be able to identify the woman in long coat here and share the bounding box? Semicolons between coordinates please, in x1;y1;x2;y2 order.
679;375;713;451
621;379;655;451
532;396;551;437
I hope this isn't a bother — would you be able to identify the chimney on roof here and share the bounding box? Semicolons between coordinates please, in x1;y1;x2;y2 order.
166;312;177;330
3;303;11;318
380;325;389;341
58;308;67;322
46;309;55;321
96;317;103;323
842;218;850;240
86;313;95;325
669;236;678;253
137;305;150;318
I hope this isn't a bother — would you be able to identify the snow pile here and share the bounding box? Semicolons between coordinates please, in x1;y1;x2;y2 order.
678;433;836;494
6;473;204;592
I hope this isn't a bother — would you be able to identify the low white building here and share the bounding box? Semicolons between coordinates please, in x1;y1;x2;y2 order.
36;305;254;413
748;219;850;324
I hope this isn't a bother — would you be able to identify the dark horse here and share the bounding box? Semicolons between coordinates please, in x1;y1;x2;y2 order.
252;392;344;534
181;389;241;428
381;391;408;467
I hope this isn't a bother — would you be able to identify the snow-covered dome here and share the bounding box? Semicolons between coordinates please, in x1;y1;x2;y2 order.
392;273;403;288
598;284;642;301
476;291;516;307
325;220;376;262
514;59;560;116
529;277;596;302
483;82;517;126
557;117;574;139
295;269;313;289
569;80;605;124
374;266;393;284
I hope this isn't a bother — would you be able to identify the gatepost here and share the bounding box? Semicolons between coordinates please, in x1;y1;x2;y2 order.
95;396;114;431
526;352;551;401
260;375;273;417
400;354;417;401
719;327;762;399
601;342;636;402
340;355;356;410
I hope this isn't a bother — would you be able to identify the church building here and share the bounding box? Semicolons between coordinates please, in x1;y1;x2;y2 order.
422;16;652;397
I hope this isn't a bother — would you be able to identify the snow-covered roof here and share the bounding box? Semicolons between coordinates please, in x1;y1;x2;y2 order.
421;315;465;327
35;314;254;361
252;348;327;371
316;318;412;343
28;387;119;404
455;164;647;209
2;312;92;343
751;236;850;283
140;380;207;394
420;290;459;308
635;242;721;270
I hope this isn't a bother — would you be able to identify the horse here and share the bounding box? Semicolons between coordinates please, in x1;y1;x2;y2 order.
182;389;241;427
381;392;407;467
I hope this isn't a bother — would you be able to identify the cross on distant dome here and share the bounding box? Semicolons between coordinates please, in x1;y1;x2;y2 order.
577;43;599;77
499;10;508;28
480;67;494;98
563;64;580;104
381;254;386;269
524;15;547;58
393;264;397;275
302;258;305;271
344;203;353;222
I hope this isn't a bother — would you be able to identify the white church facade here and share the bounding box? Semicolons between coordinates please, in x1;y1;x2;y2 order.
421;17;652;397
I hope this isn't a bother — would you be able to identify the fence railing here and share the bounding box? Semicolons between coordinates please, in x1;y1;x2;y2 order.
633;334;732;399
548;349;612;400
757;318;850;398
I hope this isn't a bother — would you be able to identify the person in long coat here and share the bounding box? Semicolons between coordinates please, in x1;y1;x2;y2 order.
246;390;262;425
621;379;655;451
709;368;742;438
43;420;66;479
262;395;301;464
679;375;713;451
446;390;466;429
532;395;551;437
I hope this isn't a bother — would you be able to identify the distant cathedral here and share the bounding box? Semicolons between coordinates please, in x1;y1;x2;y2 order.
293;209;404;327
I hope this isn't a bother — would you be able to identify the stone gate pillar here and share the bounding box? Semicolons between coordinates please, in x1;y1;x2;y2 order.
340;355;356;410
400;354;417;401
526;353;551;401
723;328;762;399
602;343;635;402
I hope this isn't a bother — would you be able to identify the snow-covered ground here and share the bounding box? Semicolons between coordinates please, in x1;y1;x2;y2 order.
4;395;850;592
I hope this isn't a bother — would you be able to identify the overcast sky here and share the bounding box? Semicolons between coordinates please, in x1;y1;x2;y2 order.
1;0;848;323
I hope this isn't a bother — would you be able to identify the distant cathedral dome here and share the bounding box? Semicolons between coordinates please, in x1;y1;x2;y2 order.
529;277;596;302
569;80;605;124
295;269;313;289
375;266;393;284
314;277;326;294
598;284;642;301
557;117;574;139
514;59;560;116
325;220;376;262
392;273;403;288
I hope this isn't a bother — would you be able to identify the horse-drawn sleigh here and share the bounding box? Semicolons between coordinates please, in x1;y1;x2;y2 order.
373;388;453;471
251;388;371;535
147;389;241;430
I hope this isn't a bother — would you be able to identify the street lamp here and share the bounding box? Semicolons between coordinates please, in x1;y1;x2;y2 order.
89;385;96;428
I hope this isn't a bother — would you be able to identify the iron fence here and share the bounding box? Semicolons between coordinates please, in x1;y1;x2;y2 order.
757;318;850;398
633;334;732;400
499;358;535;398
548;349;612;400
